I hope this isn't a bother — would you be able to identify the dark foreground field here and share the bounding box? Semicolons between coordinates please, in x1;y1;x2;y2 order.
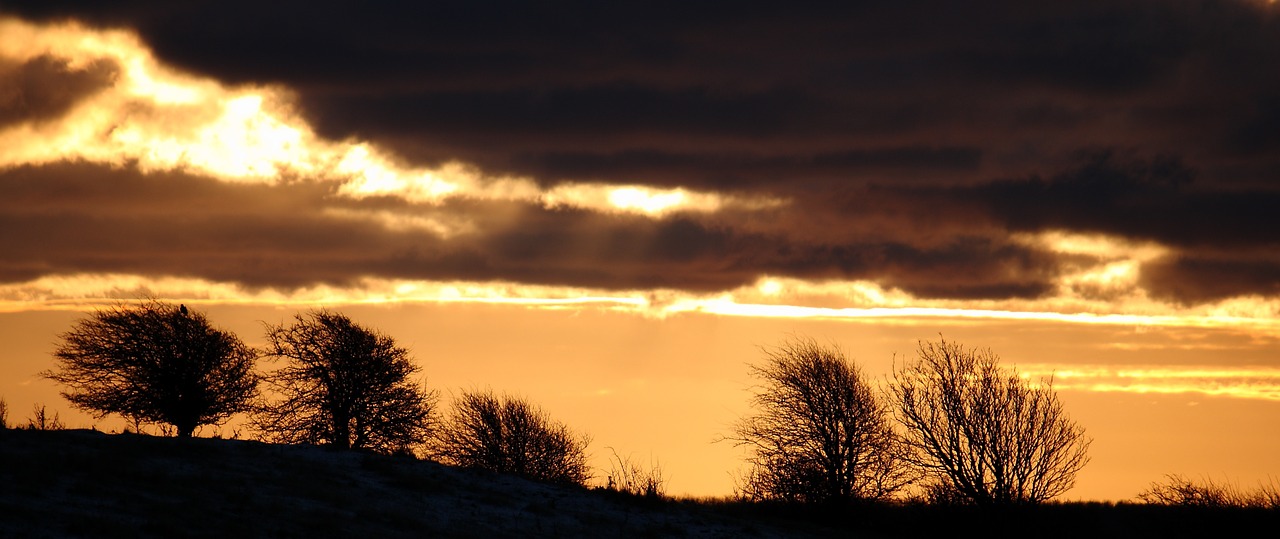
1;429;1275;538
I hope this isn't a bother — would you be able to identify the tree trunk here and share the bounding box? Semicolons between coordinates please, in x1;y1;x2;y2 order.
333;412;351;449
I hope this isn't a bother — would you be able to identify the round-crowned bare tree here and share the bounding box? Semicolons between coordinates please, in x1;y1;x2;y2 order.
45;300;257;437
253;310;437;454
728;337;915;503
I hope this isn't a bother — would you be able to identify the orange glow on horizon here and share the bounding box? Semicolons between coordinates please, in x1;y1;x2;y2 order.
1019;365;1280;402
2;272;1277;334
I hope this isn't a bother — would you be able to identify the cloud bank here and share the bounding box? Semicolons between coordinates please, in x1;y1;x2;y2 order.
1;1;1278;319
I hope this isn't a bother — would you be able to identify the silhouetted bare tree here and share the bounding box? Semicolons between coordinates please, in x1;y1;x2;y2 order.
252;310;436;454
434;390;591;486
44;300;257;437
0;397;8;430
727;337;915;503
888;337;1090;505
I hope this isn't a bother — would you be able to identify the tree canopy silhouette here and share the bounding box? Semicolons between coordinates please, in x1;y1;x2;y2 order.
44;300;257;437
252;310;437;454
727;337;914;503
434;390;591;486
888;337;1091;505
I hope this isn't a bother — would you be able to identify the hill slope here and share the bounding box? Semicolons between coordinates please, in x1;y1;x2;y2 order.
5;429;1276;538
0;429;829;538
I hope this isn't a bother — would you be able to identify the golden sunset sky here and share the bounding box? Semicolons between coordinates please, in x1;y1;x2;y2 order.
1;2;1278;501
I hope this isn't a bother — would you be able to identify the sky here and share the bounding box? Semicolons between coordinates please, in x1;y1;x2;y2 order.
1;1;1278;501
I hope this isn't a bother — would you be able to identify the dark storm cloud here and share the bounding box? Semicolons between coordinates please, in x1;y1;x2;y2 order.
507;146;982;189
747;237;1063;300
1141;253;1280;304
12;1;1280;179
0;163;383;287
0;162;1066;299
872;152;1280;303
974;153;1280;250
3;1;1279;303
0;54;117;127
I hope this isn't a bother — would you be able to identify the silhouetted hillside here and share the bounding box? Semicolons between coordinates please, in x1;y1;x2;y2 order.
1;429;1275;538
0;429;832;538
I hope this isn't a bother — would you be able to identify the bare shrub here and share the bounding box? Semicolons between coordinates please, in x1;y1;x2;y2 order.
253;310;437;455
727;337;915;503
605;448;666;498
44;300;257;437
1140;474;1280;509
434;390;591;486
888;337;1091;505
26;404;65;431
